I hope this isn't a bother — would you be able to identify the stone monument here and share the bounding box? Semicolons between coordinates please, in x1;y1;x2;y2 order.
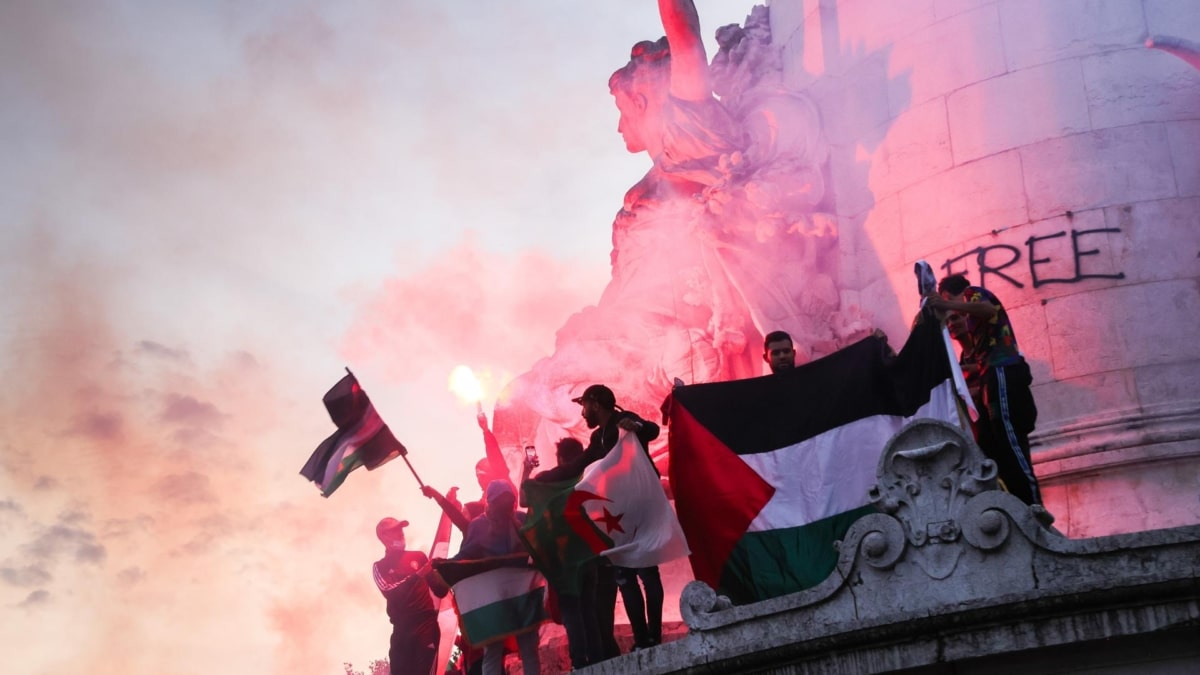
493;0;870;457
502;1;1200;668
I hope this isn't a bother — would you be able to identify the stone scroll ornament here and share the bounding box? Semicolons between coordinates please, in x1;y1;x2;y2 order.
494;2;870;451
863;419;1003;580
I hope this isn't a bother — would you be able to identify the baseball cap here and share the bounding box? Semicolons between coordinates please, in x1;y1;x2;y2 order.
375;517;409;543
571;384;615;407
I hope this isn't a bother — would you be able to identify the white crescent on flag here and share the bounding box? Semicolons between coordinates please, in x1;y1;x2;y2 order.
574;430;690;568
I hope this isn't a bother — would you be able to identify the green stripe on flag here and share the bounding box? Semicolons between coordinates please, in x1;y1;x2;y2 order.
720;505;875;604
321;454;364;497
458;586;546;648
519;477;604;596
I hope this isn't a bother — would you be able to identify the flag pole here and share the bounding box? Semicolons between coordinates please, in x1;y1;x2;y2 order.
401;454;426;489
345;366;427;488
913;263;979;427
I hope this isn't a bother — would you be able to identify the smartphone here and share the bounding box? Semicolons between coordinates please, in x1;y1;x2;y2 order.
524;445;539;465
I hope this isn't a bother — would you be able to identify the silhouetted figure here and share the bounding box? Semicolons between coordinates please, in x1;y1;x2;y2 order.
372;518;439;675
926;274;1042;505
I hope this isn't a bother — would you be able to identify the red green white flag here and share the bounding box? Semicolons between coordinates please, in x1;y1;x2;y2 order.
520;432;689;595
665;317;960;604
573;431;690;568
449;567;546;648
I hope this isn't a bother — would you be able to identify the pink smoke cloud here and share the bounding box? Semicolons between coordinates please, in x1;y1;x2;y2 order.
342;236;607;387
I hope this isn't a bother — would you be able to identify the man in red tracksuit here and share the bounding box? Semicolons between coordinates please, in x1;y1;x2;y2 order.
373;517;439;675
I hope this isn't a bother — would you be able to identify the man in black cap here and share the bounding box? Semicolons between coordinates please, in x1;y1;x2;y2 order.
535;384;661;657
576;384;660;465
372;517;439;675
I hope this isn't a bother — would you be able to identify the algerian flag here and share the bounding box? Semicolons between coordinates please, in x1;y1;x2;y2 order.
520;430;690;595
665;316;961;604
574;431;690;568
449;566;546;648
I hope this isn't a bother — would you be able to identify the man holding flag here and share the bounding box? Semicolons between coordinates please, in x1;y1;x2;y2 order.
574;385;666;651
522;384;689;661
433;481;543;675
522;437;601;668
926;273;1042;506
666;306;962;605
301;370;461;672
421;411;514;533
373;518;440;675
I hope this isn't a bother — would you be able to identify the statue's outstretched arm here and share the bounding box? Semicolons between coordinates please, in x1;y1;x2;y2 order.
659;0;710;101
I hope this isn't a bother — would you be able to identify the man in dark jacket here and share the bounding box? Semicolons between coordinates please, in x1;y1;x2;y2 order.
537;384;660;482
537;384;661;656
926;274;1042;506
372;517;439;675
440;481;541;675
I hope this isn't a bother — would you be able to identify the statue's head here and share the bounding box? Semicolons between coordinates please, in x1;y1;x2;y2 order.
609;37;671;154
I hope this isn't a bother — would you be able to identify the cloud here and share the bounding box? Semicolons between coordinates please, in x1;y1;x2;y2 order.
24;523;107;565
151;472;217;506
160;393;224;428
18;589;50;609
168;426;224;449
135;340;191;363
116;566;145;586
0;2;650;672
32;477;57;491
101;515;155;540
64;411;125;443
58;510;88;525
1;565;52;587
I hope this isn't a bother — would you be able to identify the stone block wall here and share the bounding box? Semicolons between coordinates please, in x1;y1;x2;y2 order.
770;0;1200;536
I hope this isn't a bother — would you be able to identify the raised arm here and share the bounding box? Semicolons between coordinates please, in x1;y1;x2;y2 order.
518;454;542;507
421;485;473;533
478;412;510;483
926;294;998;321
659;0;710;101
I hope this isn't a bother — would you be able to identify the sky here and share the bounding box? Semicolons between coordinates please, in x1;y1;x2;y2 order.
0;1;757;673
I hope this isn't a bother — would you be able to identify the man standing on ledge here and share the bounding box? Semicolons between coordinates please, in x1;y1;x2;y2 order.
537;384;662;656
926;274;1042;506
372;517;439;675
762;330;798;374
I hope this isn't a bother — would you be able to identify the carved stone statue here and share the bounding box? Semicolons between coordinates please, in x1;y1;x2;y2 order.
494;1;867;449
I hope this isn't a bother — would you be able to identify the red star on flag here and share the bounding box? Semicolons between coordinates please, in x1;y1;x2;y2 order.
598;507;625;534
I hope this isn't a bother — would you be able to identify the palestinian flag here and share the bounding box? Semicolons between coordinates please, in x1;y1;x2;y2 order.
299;372;406;497
520;433;689;595
665;316;959;604
448;566;546;648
